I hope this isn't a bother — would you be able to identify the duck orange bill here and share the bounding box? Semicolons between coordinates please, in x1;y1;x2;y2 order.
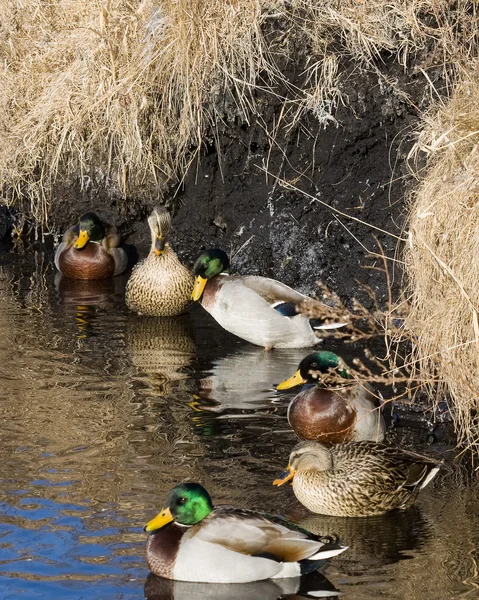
154;237;165;256
144;507;174;532
74;230;89;249
276;370;307;390
273;465;296;486
191;276;207;301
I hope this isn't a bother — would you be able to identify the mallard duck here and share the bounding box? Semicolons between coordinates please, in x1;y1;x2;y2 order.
277;351;386;443
274;440;441;517
144;482;347;582
191;249;346;350
126;207;194;316
54;212;128;280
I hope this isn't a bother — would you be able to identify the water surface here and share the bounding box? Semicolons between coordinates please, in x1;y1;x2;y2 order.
0;247;477;599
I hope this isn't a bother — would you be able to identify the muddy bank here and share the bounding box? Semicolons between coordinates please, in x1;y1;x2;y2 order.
171;57;424;305
35;55;429;309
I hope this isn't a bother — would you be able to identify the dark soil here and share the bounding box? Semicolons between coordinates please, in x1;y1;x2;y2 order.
167;56;430;308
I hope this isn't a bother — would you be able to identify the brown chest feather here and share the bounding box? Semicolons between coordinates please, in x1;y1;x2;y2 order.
288;388;357;443
201;277;225;310
59;244;115;280
145;523;185;579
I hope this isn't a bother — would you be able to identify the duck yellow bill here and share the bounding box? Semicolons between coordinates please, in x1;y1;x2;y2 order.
276;370;307;390
75;229;89;249
154;237;165;256
191;276;207;301
144;507;174;532
273;465;296;486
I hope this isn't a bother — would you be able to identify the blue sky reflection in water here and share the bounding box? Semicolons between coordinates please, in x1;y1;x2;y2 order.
0;249;478;599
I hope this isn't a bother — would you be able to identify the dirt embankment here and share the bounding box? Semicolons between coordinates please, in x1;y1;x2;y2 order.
35;53;427;309
169;56;424;305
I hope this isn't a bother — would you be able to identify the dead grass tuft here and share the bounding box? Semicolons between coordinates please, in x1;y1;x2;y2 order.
0;1;476;230
406;65;479;448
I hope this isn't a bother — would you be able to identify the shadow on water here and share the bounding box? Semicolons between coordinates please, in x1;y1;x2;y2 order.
0;248;478;598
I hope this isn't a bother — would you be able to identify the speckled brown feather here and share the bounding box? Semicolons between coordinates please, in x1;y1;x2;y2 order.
126;245;194;316
290;441;441;517
126;208;193;316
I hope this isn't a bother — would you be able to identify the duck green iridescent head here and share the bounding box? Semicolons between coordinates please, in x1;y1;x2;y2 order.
191;249;230;301
74;213;106;249
277;351;350;390
144;483;214;532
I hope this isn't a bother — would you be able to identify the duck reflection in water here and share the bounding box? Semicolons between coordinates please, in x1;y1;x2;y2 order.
193;347;309;413
55;273;129;340
127;314;196;392
55;271;128;306
144;570;340;599
297;505;428;567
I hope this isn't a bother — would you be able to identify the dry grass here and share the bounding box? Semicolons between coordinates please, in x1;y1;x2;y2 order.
0;0;475;231
406;66;479;449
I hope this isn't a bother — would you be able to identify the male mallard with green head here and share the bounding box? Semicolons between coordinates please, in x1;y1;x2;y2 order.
274;440;442;517
126;208;194;317
277;351;386;443
55;212;128;280
191;249;346;350
144;482;347;582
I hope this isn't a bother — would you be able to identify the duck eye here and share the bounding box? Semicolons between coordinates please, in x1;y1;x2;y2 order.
178;497;188;505
310;362;318;368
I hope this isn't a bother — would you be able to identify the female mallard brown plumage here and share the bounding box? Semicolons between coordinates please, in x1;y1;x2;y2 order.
144;482;347;583
54;212;128;280
274;440;442;517
191;249;346;350
277;351;386;443
125;207;194;317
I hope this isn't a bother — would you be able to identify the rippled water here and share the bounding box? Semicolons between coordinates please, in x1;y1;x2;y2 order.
0;247;477;599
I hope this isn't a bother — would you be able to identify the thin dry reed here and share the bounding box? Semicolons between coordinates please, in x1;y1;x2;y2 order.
406;67;479;449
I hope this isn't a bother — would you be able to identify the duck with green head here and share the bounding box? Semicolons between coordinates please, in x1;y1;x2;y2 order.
144;482;347;582
191;249;346;350
55;212;128;280
126;207;194;316
273;440;442;517
277;351;386;443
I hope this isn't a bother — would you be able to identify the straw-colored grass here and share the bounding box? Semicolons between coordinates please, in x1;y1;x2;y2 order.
0;1;474;231
406;66;479;448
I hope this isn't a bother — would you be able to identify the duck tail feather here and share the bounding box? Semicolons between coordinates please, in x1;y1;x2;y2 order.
419;466;441;490
308;545;348;561
311;320;349;330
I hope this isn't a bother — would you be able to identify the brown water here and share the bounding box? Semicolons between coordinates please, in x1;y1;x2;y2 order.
0;247;478;599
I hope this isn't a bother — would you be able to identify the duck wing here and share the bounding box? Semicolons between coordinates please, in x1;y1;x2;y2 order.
103;224;121;249
195;507;343;563
60;224;80;246
238;276;309;306
336;442;442;492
